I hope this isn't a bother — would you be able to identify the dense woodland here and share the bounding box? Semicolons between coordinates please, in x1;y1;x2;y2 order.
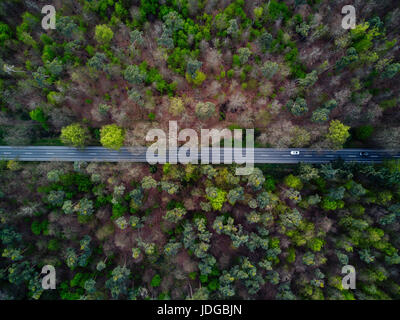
0;0;400;300
1;160;400;299
0;0;399;148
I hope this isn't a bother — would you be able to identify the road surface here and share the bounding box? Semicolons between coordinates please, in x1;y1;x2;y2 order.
0;146;399;163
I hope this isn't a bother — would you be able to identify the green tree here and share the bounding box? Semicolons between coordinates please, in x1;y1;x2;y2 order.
100;124;125;150
284;174;303;190
141;176;158;189
280;208;302;228
124;65;146;85
94;25;114;45
164;207;187;223
287;98;308;117
355;125;374;141
151;274;161;287
261;61;279;79
29;108;47;128
0;22;12;45
87;52;107;71
105;265;130;299
298;70;318;87
327;120;351;148
237;47;252;65
226;19;239;37
130;29;144;48
60;123;90;148
206;187;227;211
381;63;400;79
259;31;273;52
186;59;202;79
311;108;330;123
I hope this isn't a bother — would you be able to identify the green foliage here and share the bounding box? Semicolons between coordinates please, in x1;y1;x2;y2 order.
61;123;90;148
48;239;60;251
94;25;114;45
336;47;359;70
87;52;107;71
259;31;273;52
0;22;12;45
284;175;303;190
327;120;351;148
236;47;252;65
286;98;308;117
308;238;324;252
311;108;330;123
31;220;48;236
124;65;146;85
151;274;161;287
321;198;344;211
2;1;400;302
29;108;48;129
206;187;227;211
355;125;374;141
261;61;279;79
298;71;318;87
100;124;125;150
186;70;206;86
267;0;291;22
382;63;400;79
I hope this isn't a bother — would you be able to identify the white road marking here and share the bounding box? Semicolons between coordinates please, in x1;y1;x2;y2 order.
3;152;11;155
349;155;357;158
24;152;33;155
46;153;55;155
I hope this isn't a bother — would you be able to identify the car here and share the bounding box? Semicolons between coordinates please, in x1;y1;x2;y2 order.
359;152;369;157
290;151;300;155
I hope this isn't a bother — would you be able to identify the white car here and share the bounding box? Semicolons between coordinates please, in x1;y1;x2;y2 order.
290;151;300;155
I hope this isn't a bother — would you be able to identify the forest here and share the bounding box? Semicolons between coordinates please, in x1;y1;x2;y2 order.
1;160;400;299
0;0;399;300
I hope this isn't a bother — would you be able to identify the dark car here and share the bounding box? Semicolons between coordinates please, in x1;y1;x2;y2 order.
359;152;369;157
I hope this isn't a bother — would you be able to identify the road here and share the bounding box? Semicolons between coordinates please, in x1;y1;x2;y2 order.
0;146;399;164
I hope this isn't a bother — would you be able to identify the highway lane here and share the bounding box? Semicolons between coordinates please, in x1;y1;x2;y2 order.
0;146;399;163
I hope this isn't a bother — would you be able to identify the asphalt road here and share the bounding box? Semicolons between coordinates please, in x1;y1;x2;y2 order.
0;146;399;164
